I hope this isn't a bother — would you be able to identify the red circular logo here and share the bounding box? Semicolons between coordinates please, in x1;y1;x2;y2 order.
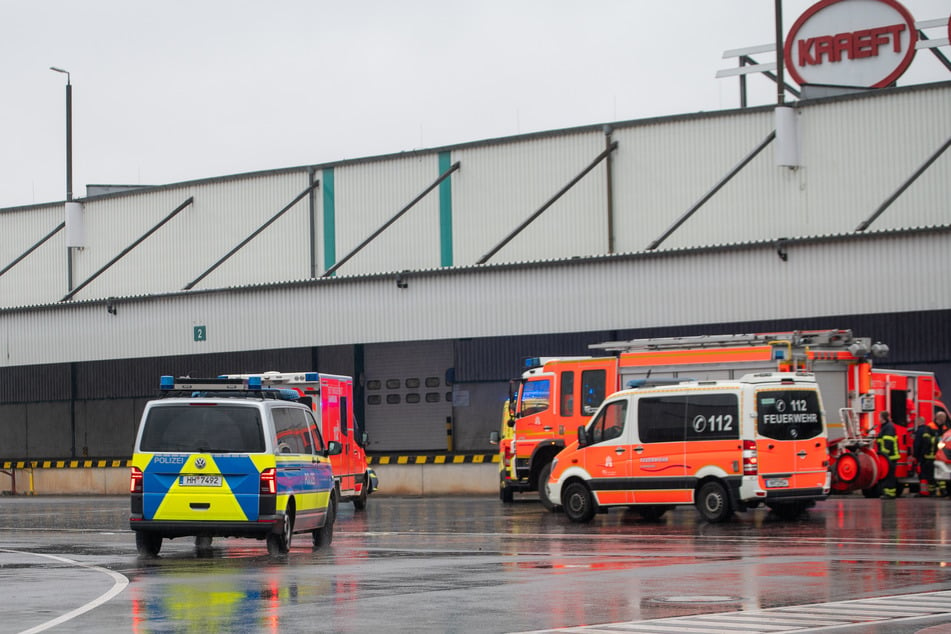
784;0;918;89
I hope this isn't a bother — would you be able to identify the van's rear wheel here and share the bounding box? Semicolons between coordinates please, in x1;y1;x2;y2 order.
267;510;294;555
768;501;810;520
353;481;368;511
313;500;335;549
696;481;733;523
135;531;162;557
638;505;668;521
563;482;597;523
538;463;558;512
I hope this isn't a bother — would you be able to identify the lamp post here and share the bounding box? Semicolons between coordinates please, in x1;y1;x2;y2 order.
49;66;72;201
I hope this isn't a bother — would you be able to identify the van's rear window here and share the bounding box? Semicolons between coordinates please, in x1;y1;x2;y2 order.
757;390;823;441
139;405;265;453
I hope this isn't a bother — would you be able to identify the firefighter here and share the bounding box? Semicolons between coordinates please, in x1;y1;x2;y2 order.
913;415;939;497
877;411;900;499
936;410;950;497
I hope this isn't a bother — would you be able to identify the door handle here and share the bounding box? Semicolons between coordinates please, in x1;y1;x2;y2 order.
633;446;644;454
615;447;626;455
797;450;807;458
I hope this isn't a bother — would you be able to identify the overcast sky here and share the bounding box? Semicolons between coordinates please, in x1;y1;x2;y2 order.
2;1;949;209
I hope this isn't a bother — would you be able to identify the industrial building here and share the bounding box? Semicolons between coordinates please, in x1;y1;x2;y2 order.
1;75;949;468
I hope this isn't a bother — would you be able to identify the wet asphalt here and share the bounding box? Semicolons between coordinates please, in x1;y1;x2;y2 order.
3;493;951;633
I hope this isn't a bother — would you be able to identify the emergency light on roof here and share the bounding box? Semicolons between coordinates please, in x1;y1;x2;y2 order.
160;375;262;391
524;357;541;369
626;378;694;389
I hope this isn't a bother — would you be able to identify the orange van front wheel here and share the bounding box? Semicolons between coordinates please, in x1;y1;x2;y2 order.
563;482;597;523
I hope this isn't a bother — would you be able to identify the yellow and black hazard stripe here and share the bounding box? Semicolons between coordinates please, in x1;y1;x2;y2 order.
2;455;500;469
1;459;132;470
367;454;499;465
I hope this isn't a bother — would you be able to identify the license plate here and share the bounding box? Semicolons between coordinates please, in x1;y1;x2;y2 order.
180;475;222;487
765;478;789;488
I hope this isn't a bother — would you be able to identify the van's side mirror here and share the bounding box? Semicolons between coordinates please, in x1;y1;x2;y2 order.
325;440;342;456
577;425;589;448
361;431;369;446
489;431;500;445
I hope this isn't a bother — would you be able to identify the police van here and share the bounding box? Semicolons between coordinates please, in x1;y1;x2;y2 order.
546;372;830;523
130;376;341;556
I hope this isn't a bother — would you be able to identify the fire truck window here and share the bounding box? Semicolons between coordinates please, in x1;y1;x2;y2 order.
520;379;550;416
757;390;823;441
581;370;606;415
560;371;575;417
340;397;349;436
638;396;686;443
590;400;627;444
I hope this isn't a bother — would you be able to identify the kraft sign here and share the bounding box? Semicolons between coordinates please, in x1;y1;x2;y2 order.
784;0;918;88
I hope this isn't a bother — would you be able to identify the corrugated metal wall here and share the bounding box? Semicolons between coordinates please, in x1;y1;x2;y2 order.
331;154;442;276
2;228;947;368
452;131;608;263
0;203;66;307
0;84;947;309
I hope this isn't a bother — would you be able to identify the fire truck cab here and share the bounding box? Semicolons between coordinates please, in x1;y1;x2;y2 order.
490;357;617;508
223;372;376;509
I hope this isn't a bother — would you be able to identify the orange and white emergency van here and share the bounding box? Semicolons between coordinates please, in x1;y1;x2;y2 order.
222;372;376;509
546;372;831;523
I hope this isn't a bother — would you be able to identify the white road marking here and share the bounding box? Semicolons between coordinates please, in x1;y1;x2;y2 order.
520;589;951;633
0;548;129;634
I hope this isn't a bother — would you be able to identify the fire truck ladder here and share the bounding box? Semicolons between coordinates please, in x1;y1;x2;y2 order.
590;329;857;353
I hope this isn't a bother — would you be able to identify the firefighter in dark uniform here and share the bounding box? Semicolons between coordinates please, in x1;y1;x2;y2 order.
913;415;939;496
877;411;900;499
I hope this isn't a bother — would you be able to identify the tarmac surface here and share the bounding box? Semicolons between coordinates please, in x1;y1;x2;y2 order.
3;493;951;632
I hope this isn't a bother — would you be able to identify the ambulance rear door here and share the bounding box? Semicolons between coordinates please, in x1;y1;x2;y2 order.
755;387;827;492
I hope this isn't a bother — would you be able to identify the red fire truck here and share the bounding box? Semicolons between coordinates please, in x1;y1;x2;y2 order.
492;330;947;506
224;371;376;509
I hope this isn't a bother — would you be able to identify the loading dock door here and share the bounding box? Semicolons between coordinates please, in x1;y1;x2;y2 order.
364;341;453;452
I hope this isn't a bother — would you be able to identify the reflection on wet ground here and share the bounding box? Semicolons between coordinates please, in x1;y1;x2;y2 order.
2;494;951;632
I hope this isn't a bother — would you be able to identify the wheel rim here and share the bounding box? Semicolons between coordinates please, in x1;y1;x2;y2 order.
567;490;586;515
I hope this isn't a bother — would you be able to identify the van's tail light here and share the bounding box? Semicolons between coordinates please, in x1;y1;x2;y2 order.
742;440;758;475
130;467;143;494
503;443;514;467
260;468;277;495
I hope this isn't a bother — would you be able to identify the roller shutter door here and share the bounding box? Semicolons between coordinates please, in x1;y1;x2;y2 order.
364;341;453;451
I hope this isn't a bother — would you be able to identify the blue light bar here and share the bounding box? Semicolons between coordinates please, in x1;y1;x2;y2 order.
305;372;319;381
524;357;541;369
248;376;262;389
160;375;175;390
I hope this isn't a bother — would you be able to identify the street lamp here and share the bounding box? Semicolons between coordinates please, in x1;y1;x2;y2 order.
49;66;72;201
